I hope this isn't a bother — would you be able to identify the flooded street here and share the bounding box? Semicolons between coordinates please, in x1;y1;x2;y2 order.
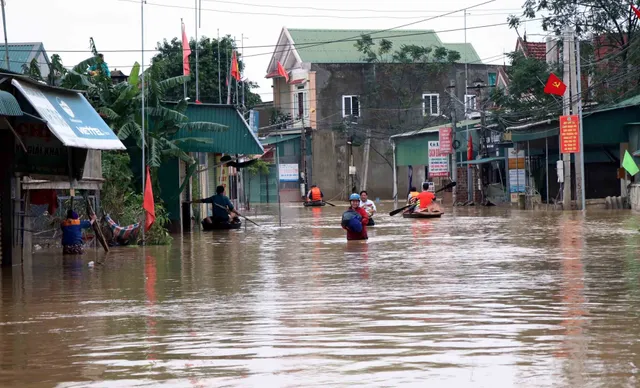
2;204;640;387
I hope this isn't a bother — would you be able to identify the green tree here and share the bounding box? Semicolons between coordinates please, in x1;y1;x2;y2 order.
354;34;461;137
151;35;262;108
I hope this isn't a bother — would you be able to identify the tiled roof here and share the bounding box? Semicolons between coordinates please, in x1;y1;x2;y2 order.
287;29;482;64
517;38;546;60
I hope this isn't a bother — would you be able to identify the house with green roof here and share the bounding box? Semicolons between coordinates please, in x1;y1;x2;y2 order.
0;42;51;78
263;27;502;200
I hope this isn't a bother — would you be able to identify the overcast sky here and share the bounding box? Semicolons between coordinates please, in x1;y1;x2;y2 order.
4;0;546;100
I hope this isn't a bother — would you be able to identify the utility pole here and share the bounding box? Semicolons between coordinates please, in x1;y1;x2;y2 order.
449;88;458;205
300;115;307;198
575;33;586;210
1;0;9;69
562;28;572;208
217;29;221;104
362;129;371;191
194;0;199;102
464;9;472;203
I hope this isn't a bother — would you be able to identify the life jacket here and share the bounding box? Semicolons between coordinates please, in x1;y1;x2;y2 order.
61;219;81;227
341;209;363;233
310;187;322;201
409;191;419;199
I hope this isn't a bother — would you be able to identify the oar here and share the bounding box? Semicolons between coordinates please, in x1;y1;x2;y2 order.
323;201;336;207
214;203;260;227
389;181;457;216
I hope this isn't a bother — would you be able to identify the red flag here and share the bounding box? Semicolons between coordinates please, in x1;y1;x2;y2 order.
277;61;289;83
181;21;191;76
544;73;567;96
467;136;473;161
143;166;155;232
632;5;640;19
231;51;240;81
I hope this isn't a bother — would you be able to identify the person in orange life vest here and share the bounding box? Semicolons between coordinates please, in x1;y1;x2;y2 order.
306;185;324;202
416;182;436;211
342;193;369;240
61;210;96;255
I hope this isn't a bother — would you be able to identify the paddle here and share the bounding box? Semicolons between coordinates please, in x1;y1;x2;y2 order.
84;194;109;252
214;203;261;227
323;201;336;207
388;181;457;216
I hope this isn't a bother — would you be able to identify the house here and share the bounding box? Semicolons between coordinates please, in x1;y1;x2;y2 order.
110;69;128;84
158;103;264;233
0;42;51;78
0;73;125;266
265;27;502;199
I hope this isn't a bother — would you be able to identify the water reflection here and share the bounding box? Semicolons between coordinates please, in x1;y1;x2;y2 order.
1;206;640;387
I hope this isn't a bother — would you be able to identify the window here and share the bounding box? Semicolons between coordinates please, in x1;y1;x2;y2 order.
488;72;497;87
464;94;477;112
422;93;440;116
342;95;360;117
293;91;309;119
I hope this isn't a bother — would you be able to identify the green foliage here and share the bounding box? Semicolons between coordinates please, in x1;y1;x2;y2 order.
150;35;262;108
354;34;460;136
22;58;42;81
246;159;270;176
489;51;562;120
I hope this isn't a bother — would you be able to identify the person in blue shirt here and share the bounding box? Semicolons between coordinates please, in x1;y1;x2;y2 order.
88;54;111;78
189;185;239;225
61;210;96;255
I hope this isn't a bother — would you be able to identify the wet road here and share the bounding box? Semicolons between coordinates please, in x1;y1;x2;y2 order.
2;204;640;387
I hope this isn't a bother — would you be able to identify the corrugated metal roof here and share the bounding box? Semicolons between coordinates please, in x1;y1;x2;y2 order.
287;29;481;64
442;43;482;64
175;104;264;155
0;90;22;116
0;42;46;73
260;134;301;145
390;119;480;139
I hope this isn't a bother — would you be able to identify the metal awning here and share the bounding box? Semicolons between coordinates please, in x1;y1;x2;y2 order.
461;156;506;165
0;90;23;116
260;134;301;145
11;78;125;150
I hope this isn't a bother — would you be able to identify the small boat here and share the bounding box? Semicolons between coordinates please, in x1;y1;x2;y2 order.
402;204;443;219
304;201;326;207
202;220;242;230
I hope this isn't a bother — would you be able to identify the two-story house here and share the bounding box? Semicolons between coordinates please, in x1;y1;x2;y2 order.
265;27;503;199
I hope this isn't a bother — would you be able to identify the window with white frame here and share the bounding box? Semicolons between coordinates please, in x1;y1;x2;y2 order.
464;94;477;112
293;90;309;119
342;95;360;117
422;93;440;116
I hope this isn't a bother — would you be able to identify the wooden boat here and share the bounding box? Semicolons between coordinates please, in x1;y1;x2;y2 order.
304;201;326;207
202;220;242;230
402;204;443;219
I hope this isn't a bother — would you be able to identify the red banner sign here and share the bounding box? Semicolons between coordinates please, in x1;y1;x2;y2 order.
439;127;452;154
560;115;580;154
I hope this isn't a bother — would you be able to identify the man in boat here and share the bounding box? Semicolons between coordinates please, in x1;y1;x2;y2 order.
61;210;96;255
408;182;437;213
306;185;324;203
359;190;377;226
342;193;369;241
407;186;419;203
189;185;240;225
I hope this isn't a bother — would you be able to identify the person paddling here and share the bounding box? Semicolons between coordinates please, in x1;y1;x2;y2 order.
189;185;240;225
359;190;377;226
408;182;436;213
306;184;324;203
341;193;369;240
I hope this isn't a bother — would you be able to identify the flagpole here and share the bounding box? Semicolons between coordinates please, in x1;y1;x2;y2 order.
141;0;146;242
182;19;187;100
218;28;222;104
194;0;199;102
1;0;9;68
234;36;238;106
241;33;245;110
226;43;232;104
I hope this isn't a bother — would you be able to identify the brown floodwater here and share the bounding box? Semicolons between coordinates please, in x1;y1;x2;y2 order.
2;204;640;387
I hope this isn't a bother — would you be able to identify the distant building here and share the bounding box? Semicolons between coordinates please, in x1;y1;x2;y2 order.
110;69;128;84
0;42;51;79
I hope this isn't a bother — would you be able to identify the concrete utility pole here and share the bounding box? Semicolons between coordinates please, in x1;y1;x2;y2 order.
361;129;371;191
300;115;307;198
562;28;572;208
573;36;586;210
449;89;458;205
1;0;9;69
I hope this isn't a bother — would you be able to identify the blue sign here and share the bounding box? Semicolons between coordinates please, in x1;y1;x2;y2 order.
249;110;259;134
13;79;125;150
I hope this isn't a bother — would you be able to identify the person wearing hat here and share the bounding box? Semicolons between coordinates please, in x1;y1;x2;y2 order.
341;193;369;241
61;210;96;255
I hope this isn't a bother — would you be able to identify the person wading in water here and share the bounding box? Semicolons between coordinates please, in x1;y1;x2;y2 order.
341;193;369;240
61;210;96;255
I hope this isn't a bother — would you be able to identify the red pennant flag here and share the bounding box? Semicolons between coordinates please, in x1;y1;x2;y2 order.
632;5;640;19
143;166;155;232
231;51;241;81
543;73;567;96
181;21;191;76
277;61;289;83
467;136;473;161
